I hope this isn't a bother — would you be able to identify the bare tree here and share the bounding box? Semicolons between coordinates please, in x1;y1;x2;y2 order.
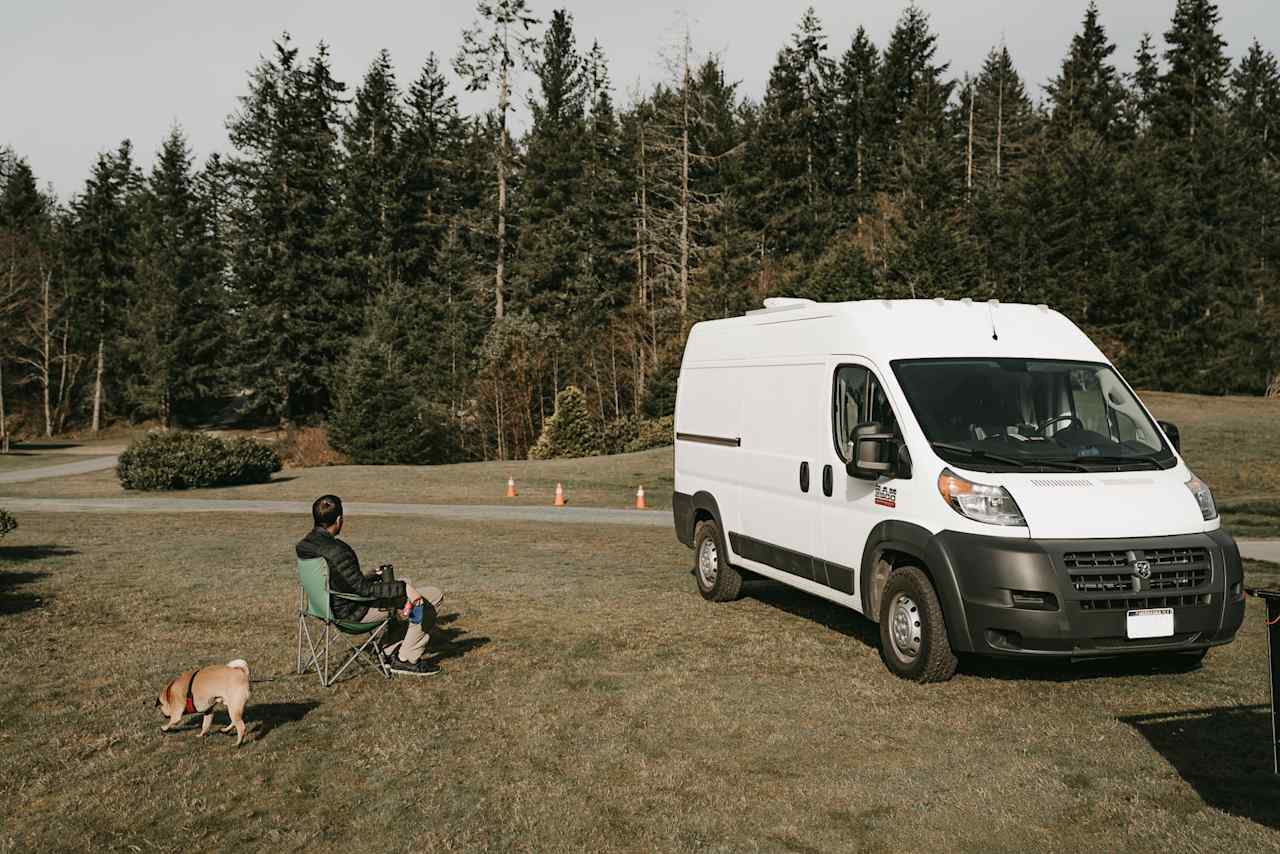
454;0;540;321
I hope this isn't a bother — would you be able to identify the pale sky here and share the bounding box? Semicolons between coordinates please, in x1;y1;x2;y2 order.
2;1;1276;198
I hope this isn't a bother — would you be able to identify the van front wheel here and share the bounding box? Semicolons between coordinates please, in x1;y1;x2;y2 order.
693;519;743;602
878;566;957;683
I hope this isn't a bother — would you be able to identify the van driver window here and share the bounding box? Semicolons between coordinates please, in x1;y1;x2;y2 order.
833;365;898;462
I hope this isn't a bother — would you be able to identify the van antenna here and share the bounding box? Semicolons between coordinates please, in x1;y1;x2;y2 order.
987;299;1000;341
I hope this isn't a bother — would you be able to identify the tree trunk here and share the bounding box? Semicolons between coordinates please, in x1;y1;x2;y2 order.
41;272;52;437
966;83;975;192
0;357;7;454
495;63;509;320
679;52;690;319
91;334;104;433
996;76;1005;181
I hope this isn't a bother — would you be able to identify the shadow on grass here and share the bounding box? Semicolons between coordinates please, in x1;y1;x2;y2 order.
1121;704;1280;830
960;650;1211;682
741;580;880;650
427;612;491;663
0;545;80;564
252;700;321;741
0;568;51;616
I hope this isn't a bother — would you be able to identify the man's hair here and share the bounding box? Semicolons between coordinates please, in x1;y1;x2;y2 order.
312;494;343;527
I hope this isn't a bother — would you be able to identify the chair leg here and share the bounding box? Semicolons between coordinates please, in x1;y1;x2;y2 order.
298;616;326;687
328;623;390;685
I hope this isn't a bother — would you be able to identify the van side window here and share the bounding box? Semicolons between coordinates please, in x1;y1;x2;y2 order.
833;365;898;462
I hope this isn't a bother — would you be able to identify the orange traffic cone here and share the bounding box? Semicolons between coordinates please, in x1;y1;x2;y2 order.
554;482;567;506
506;477;518;498
635;485;647;510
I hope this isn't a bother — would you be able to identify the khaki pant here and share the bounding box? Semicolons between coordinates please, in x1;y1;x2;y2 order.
364;584;443;664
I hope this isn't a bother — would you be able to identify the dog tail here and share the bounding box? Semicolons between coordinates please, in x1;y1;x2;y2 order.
226;659;250;677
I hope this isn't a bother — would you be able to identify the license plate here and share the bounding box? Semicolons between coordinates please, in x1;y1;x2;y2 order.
1126;607;1174;639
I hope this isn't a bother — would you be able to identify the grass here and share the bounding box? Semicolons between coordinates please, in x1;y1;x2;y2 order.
0;445;675;510
3;511;1280;852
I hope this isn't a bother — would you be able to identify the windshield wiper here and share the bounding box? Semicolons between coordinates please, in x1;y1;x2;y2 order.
1053;454;1163;470
930;442;1090;472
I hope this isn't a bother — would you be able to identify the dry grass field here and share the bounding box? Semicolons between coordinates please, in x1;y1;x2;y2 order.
2;512;1279;853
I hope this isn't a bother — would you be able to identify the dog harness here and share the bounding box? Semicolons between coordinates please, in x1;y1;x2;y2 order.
183;669;203;715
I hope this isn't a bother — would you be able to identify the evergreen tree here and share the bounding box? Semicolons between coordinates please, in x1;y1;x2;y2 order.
516;8;587;320
834;26;881;205
123;128;226;425
1154;0;1230;143
339;49;407;299
1230;40;1280;159
454;0;541;319
1046;2;1127;142
968;45;1037;188
1128;33;1161;132
876;4;951;181
226;36;347;421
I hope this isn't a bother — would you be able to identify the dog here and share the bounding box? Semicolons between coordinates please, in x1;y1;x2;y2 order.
155;659;251;747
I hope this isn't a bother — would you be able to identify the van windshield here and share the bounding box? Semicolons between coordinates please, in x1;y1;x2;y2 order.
891;359;1176;472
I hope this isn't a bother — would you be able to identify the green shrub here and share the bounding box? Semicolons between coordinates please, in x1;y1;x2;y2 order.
530;386;601;460
601;415;674;455
0;509;16;539
624;416;674;453
117;432;282;491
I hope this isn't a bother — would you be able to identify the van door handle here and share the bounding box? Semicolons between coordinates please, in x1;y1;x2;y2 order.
799;461;810;493
822;464;833;497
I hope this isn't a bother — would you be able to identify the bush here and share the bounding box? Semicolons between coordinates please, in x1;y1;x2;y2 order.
117;432;282;491
601;415;674;455
279;426;349;468
327;337;456;465
0;509;16;539
530;386;601;459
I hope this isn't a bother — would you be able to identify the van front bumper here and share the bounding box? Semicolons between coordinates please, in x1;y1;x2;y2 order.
927;529;1245;658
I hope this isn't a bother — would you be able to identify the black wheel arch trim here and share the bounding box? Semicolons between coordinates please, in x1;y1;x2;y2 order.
674;490;727;551
860;520;975;653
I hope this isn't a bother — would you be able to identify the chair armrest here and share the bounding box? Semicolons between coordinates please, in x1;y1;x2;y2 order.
330;590;380;603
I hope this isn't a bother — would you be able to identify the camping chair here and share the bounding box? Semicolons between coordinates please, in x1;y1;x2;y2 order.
295;557;393;687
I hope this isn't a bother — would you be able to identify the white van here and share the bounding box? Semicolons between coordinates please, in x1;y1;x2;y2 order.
672;298;1245;682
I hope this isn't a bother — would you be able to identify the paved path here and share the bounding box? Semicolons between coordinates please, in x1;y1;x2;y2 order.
1238;539;1280;564
0;455;119;484
0;496;669;527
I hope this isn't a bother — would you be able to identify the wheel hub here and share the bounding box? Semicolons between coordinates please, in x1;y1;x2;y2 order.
889;593;922;661
698;538;719;587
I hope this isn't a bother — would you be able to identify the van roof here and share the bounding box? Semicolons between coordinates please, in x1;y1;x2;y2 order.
683;298;1108;365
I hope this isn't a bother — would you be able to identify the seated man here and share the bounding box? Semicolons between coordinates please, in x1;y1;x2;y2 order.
296;494;444;677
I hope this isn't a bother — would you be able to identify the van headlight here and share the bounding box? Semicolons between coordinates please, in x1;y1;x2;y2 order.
937;468;1027;527
1184;474;1218;521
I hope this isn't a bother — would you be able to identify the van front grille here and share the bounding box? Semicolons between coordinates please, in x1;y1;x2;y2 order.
1064;546;1213;611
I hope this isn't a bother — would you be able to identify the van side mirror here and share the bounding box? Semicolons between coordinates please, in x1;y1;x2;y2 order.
1157;420;1181;453
845;422;911;481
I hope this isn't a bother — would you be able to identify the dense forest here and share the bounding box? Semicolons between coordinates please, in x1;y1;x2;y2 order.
1;0;1277;461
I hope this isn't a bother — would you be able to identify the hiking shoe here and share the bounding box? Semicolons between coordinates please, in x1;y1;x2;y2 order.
388;658;440;677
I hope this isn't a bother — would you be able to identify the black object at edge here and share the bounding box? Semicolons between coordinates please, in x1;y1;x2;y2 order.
676;432;740;447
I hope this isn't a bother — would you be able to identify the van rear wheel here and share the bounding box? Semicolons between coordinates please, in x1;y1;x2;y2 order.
878;566;957;683
693;519;742;602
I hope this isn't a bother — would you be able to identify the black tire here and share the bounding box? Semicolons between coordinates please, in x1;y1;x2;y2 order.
693;519;743;602
878;566;958;683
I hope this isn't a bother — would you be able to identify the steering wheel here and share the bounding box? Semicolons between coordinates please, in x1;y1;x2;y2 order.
1035;414;1083;437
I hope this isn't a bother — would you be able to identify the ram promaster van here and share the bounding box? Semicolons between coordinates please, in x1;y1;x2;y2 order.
672;298;1245;682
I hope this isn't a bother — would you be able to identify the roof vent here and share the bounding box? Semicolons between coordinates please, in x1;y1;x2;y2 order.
747;297;816;316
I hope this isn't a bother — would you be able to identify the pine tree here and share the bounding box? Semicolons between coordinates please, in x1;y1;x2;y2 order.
1155;0;1230;143
516;8;587;320
1128;34;1161;132
876;4;952;181
834;26;880;205
969;45;1037;188
226;36;347;422
66;140;143;434
123;127;226;426
340;50;407;300
454;0;541;320
1230;40;1280;159
1046;2;1127;142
